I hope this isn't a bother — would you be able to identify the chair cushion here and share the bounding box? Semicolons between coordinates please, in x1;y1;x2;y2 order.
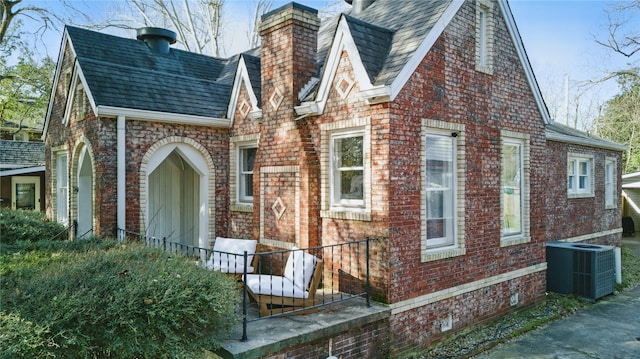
206;237;257;273
243;274;309;299
206;253;254;273
283;247;316;291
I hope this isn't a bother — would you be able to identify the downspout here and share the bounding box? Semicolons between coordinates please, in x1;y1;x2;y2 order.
117;115;126;241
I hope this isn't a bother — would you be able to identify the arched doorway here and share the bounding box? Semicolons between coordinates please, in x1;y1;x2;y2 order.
144;142;211;248
76;145;93;238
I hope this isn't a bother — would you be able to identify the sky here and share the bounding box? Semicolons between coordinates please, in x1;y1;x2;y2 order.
23;0;637;129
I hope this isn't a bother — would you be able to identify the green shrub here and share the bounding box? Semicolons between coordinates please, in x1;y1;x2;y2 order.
0;312;54;359
1;241;240;358
0;208;66;244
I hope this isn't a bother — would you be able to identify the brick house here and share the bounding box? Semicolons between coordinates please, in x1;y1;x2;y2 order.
42;0;625;355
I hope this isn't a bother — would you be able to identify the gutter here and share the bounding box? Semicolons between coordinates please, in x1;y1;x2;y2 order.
546;131;628;152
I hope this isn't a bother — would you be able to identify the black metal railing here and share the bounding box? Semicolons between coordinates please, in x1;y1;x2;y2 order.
117;229;375;341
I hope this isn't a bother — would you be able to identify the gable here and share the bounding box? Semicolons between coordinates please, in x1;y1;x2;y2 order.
295;0;551;126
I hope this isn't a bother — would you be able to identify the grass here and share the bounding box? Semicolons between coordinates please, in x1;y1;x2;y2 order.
402;242;640;359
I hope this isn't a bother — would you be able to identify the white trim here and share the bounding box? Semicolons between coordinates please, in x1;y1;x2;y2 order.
295;16;377;115
117;115;126;240
227;56;261;124
555;228;622;243
95;106;231;127
389;1;464;102
498;0;551;124
390;263;547;315
43;28;75;141
546;131;627;152
0;166;45;177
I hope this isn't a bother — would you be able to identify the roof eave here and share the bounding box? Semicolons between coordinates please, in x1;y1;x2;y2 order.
546;131;628;152
96;106;231;128
0;166;46;177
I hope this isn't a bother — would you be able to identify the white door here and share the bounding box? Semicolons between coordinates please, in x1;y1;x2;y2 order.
77;147;93;238
11;176;40;211
148;151;199;246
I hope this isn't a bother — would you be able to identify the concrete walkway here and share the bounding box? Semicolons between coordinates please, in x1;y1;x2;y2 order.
477;237;640;359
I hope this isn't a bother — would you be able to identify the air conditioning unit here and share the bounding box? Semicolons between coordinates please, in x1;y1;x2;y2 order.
546;242;615;301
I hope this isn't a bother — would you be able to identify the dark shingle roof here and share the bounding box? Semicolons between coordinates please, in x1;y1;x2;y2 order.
344;15;393;83
310;0;453;97
66;26;233;118
0;140;45;167
346;0;453;86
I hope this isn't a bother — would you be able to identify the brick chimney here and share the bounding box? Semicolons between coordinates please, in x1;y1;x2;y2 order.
259;2;319;121
256;3;320;249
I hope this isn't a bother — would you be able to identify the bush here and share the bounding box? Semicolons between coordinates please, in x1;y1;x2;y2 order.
0;208;66;244
1;241;240;358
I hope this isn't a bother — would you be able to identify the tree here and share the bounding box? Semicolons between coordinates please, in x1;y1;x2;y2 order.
0;53;55;135
590;1;640;173
1;0;87;135
593;72;640;173
94;0;226;57
247;0;273;49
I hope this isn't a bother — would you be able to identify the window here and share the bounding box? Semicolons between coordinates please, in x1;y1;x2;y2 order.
502;141;523;236
605;158;616;208
424;133;456;249
567;154;594;198
500;132;530;246
421;120;466;261
56;152;69;225
230;134;259;212
320;118;371;221
239;146;257;204
331;131;364;208
475;0;494;74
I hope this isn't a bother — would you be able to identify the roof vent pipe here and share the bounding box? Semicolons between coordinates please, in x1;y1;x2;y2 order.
345;0;375;15
136;27;177;54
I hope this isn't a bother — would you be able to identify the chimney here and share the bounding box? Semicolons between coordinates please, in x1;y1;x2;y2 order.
345;0;375;15
136;27;177;54
259;2;320;114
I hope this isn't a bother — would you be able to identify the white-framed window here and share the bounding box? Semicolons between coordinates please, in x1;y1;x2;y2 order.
421;120;466;261
320;118;371;221
475;0;494;74
605;158;617;209
55;152;69;226
424;133;456;248
567;154;594;198
330;130;365;208
502;140;522;236
230;134;259;212
238;146;257;204
500;131;531;247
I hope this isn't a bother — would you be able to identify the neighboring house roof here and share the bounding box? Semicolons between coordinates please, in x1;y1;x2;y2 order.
622;172;640;189
545;121;627;152
0;140;45;170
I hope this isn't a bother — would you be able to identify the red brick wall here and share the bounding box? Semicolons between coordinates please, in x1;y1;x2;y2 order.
389;271;546;355
262;319;391;359
545;140;622;246
45;40;231;239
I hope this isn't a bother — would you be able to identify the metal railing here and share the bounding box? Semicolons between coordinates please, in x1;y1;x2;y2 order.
117;229;375;341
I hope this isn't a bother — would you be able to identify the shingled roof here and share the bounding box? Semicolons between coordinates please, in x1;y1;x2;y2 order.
66;26;238;118
0;140;45;169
